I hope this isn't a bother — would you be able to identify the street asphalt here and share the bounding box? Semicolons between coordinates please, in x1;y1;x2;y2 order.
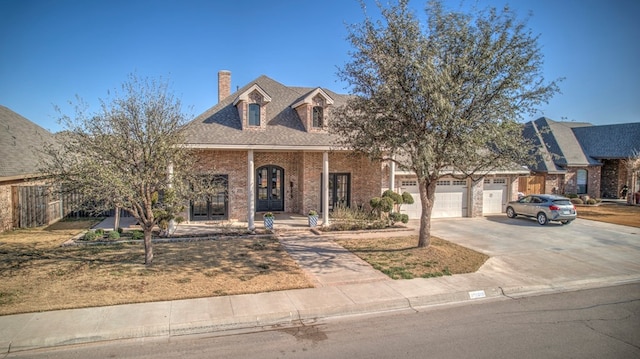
1;216;639;354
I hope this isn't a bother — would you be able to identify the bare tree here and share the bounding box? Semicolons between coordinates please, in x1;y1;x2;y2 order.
624;150;640;204
332;0;561;247
42;75;203;265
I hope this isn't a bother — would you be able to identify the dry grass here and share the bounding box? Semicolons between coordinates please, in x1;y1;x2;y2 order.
334;236;489;279
7;203;635;316
577;203;640;228
0;220;312;315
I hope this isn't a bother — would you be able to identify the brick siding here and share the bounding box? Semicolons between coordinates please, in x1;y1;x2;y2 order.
190;150;382;222
563;166;601;198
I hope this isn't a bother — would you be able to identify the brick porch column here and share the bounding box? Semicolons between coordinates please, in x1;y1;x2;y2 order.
322;151;330;226
248;150;255;231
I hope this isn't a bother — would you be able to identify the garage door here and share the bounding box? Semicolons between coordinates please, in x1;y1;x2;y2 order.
483;177;507;214
399;178;468;219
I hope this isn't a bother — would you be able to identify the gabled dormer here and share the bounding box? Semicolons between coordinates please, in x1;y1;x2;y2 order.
291;88;334;132
233;84;272;130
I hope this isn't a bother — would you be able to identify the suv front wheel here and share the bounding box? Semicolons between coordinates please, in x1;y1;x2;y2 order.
506;207;517;218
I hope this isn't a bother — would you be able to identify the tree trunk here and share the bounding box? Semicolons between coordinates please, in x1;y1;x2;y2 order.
417;178;437;248
143;224;154;266
113;206;121;231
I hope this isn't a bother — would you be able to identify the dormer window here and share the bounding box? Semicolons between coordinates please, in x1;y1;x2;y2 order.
233;84;271;130
312;106;323;127
249;103;261;126
291;88;334;132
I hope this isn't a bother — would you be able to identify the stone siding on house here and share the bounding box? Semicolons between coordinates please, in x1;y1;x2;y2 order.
470;178;483;217
600;159;626;198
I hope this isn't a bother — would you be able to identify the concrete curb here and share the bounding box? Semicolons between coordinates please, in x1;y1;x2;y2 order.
0;283;509;353
4;277;640;353
501;275;640;298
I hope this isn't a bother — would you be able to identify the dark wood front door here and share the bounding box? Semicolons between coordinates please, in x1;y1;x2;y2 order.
256;165;284;212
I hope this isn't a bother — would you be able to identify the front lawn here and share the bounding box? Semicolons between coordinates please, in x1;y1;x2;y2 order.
577;203;640;228
0;220;312;315
334;236;489;279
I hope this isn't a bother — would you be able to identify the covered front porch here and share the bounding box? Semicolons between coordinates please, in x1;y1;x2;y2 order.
94;212;320;234
187;148;385;231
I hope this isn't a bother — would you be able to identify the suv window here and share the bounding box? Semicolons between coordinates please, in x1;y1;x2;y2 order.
553;199;572;206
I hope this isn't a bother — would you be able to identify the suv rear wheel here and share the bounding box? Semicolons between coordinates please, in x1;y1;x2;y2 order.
536;212;548;225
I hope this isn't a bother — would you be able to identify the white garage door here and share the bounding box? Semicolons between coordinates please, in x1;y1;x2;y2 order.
399;178;468;219
483;177;508;214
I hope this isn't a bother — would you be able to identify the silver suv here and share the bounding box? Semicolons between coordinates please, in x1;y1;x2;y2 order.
506;194;577;225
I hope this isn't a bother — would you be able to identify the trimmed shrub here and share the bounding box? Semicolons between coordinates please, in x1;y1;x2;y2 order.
131;230;144;240
389;212;409;224
570;198;583;205
565;193;579;199
401;191;415;205
382;189;402;205
108;231;120;240
83;231;97;241
586;198;598;205
95;228;104;236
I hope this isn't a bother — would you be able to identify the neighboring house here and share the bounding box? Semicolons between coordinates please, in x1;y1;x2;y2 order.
181;71;527;226
0;105;58;231
523;117;640;200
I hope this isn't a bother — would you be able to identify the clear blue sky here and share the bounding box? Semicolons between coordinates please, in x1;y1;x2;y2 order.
1;0;638;133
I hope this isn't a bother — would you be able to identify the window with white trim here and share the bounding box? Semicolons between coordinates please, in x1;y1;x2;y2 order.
401;180;417;187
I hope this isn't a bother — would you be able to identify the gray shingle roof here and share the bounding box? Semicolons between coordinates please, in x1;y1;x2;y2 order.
0;105;56;179
524;117;596;173
573;122;640;159
182;75;349;148
524;117;640;173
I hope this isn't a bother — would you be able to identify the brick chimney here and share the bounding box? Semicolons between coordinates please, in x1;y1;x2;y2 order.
218;70;231;103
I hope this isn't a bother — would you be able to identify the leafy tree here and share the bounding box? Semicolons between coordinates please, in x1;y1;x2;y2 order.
333;0;560;247
41;75;215;265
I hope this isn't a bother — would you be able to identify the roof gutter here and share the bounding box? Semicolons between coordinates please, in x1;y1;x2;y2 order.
182;144;350;151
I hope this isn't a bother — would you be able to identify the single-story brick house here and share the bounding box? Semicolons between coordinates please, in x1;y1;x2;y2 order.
522;117;640;201
0;105;58;231
181;71;528;227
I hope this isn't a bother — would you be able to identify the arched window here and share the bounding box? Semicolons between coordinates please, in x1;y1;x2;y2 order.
312;106;323;127
576;169;587;194
248;103;260;126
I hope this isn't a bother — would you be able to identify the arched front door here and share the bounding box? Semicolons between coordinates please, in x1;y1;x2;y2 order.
256;165;284;212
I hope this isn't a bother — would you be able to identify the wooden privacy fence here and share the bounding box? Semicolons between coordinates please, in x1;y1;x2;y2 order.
12;185;62;229
11;185;132;229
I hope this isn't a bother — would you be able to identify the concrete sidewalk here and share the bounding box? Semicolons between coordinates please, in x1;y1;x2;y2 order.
2;217;639;354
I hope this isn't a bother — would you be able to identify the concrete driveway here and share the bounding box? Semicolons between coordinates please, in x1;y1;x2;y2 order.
431;216;640;293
